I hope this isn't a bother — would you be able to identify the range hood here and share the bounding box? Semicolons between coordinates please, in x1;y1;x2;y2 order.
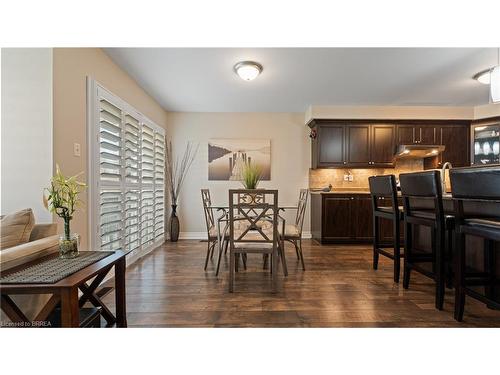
395;144;445;159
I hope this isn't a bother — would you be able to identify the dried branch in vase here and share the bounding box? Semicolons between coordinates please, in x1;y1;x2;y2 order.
165;141;199;205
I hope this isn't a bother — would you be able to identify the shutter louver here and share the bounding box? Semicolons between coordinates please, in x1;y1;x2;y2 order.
141;124;155;185
99;99;122;183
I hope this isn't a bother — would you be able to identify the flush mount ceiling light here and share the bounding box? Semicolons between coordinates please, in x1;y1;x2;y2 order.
473;68;492;85
474;48;500;103
234;61;263;81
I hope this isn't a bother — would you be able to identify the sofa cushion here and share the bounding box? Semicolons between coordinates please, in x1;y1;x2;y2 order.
0;208;35;250
29;223;58;241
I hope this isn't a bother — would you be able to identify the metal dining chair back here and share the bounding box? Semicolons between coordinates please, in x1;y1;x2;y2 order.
228;189;280;292
201;189;217;270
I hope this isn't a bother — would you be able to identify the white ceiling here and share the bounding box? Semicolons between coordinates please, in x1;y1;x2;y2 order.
104;48;498;113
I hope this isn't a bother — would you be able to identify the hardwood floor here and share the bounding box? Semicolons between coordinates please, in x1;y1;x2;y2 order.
102;239;500;327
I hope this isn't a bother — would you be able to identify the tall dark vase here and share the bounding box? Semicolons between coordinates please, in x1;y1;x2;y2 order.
169;204;180;242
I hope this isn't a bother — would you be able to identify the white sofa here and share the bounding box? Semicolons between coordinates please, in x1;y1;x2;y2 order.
0;222;59;321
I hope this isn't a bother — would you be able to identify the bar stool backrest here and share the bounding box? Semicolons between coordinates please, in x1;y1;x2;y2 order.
450;166;500;200
399;170;446;228
450;166;500;220
368;175;399;214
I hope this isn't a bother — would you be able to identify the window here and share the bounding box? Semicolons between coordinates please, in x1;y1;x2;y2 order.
88;79;165;255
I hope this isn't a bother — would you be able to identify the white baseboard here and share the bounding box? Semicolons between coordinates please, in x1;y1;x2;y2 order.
179;231;312;240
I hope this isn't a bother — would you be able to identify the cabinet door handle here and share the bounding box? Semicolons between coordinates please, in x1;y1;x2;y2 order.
351;197;354;200
343;161;347;164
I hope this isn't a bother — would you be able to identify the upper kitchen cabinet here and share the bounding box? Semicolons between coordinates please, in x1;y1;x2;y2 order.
309;120;395;168
345;124;371;166
314;123;346;167
438;124;470;167
371;124;396;166
422;122;471;168
397;124;436;144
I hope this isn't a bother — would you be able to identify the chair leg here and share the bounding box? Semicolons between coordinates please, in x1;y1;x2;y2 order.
435;228;445;311
293;241;300;259
235;253;240;273
403;221;412;289
373;216;380;270
280;240;288;277
263;254;269;270
229;249;235;293
485;239;495;308
298;238;306;271
204;241;212;270
272;248;278;293
454;231;466;321
215;239;224;277
446;227;454;289
393;218;401;283
224;240;228;254
210;241;215;260
242;253;247;270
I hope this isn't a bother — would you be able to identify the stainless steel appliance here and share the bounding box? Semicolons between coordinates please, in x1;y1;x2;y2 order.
471;121;500;165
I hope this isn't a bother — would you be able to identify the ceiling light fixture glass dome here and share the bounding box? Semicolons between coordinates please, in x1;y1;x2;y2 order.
234;61;263;81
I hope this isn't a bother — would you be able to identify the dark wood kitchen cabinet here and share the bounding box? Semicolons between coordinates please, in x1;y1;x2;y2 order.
312;193;373;243
311;193;405;244
310;120;395;168
322;196;353;240
438;125;470;167
397;124;436;144
423;123;471;169
315;124;346;167
345;125;371;166
371;124;396;166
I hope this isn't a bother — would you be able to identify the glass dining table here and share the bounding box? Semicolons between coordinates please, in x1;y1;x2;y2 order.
207;205;298;276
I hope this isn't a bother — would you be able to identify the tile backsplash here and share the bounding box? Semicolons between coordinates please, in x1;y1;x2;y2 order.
309;159;424;189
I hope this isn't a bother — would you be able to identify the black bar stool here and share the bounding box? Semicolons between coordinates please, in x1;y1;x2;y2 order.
399;170;454;310
450;166;500;321
369;175;404;283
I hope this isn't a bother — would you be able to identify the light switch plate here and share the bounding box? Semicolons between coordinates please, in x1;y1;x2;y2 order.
73;143;81;157
348;175;354;181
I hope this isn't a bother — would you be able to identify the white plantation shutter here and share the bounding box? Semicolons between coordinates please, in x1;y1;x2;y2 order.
90;82;165;255
154;133;165;238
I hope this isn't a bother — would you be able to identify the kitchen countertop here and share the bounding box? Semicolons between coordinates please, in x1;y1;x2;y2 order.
310;189;453;199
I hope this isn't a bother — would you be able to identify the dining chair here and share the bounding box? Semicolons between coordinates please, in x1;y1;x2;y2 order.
279;189;309;271
450;166;500;321
368;175;404;282
228;189;283;292
201;189;223;270
399;170;455;310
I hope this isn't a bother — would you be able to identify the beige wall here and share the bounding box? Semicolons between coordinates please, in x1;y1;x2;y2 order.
1;48;53;222
166;112;311;237
305;105;474;123
53;48;168;250
474;102;500;119
306;104;500;123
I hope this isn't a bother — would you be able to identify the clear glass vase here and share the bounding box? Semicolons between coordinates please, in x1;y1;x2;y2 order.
59;233;80;259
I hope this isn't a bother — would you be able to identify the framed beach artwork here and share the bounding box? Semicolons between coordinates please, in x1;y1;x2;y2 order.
208;139;271;181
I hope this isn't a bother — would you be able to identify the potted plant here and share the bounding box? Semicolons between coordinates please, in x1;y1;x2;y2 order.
240;162;263;204
241;161;262;189
165;141;199;242
44;165;86;258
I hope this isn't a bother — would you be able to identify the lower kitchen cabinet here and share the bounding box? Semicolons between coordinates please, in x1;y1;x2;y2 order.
311;193;404;244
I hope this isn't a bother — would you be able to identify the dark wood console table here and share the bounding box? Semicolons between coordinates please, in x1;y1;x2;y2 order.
0;250;128;328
